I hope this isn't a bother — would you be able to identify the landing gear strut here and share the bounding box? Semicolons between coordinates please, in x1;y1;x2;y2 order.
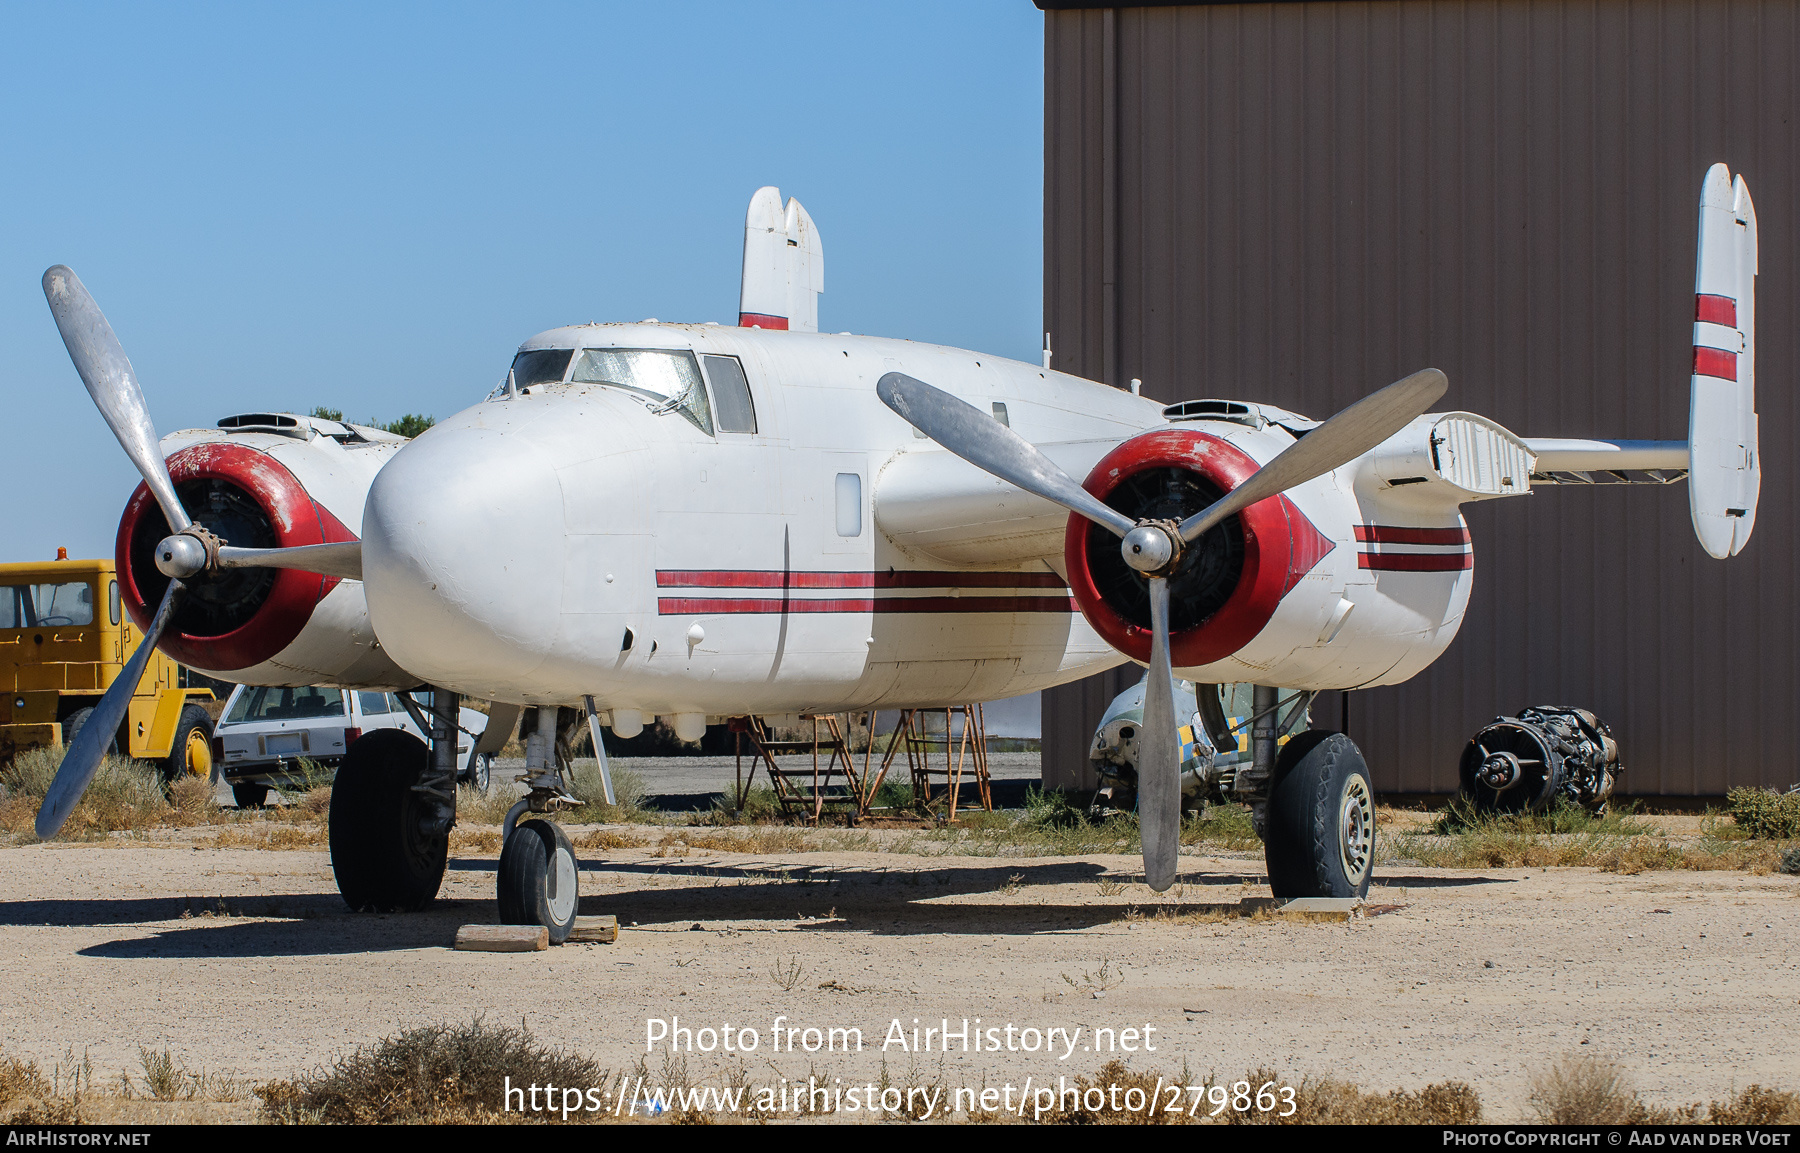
496;706;586;943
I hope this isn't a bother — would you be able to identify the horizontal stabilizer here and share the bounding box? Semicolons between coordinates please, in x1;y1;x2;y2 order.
1689;164;1759;557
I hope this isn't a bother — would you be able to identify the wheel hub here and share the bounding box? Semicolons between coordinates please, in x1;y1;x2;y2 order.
1339;776;1374;883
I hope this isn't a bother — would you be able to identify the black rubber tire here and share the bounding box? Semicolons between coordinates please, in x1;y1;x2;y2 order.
61;707;118;755
163;705;218;791
1264;731;1376;900
329;728;446;912
232;783;270;808
497;819;580;944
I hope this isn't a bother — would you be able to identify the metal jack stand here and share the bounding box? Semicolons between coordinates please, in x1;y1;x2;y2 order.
891;704;992;822
730;715;865;823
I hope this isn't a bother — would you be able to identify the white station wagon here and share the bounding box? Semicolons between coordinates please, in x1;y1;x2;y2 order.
212;685;492;807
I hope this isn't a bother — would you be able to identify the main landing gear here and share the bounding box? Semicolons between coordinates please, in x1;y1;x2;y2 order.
1208;683;1375;900
1262;730;1375;899
330;690;462;912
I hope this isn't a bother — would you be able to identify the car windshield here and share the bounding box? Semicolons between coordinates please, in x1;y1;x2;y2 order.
224;686;347;724
571;348;713;434
0;582;94;629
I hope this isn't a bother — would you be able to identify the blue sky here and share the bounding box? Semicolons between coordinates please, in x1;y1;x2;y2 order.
0;1;1046;561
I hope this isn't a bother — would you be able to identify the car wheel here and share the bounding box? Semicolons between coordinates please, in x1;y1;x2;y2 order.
232;783;270;808
61;707;118;756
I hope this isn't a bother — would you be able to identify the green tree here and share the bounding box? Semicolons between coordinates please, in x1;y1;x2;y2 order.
309;406;344;422
379;414;435;438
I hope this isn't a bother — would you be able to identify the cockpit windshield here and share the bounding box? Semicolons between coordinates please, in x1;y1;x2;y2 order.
571;348;713;434
508;349;574;390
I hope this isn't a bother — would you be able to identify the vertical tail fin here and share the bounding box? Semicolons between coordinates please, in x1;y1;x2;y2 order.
738;186;824;332
1689;163;1759;557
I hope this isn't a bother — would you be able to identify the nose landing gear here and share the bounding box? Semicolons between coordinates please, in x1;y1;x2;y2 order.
496;705;589;943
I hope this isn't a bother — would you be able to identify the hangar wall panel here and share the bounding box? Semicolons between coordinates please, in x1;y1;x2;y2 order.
1041;0;1799;796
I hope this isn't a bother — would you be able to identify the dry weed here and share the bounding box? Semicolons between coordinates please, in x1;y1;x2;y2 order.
1528;1055;1683;1124
258;1018;610;1124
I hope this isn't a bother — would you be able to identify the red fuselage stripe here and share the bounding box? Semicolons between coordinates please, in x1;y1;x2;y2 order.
1693;346;1738;381
737;313;789;329
658;596;1080;615
1695;293;1738;327
1357;553;1473;572
656;570;1070;589
1352;525;1471;545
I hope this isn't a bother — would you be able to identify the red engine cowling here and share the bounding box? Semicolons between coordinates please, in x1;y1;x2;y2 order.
115;442;359;672
1065;428;1334;668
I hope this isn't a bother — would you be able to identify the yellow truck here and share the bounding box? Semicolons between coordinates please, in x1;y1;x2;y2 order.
0;555;217;784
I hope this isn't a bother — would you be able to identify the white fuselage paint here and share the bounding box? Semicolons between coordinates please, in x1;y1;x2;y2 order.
357;324;1483;716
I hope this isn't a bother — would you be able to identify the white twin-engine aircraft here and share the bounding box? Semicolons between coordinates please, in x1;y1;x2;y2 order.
38;169;1759;942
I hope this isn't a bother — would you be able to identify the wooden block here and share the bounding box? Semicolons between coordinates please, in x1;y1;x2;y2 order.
570;915;618;943
1273;897;1361;922
455;924;548;952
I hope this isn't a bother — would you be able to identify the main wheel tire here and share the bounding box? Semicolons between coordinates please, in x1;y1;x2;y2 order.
61;707;118;755
497;818;580;944
1264;731;1376;900
232;783;270;808
329;728;447;912
163;705;218;792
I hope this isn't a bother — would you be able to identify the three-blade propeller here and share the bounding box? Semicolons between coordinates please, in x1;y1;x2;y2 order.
876;368;1446;891
34;266;365;838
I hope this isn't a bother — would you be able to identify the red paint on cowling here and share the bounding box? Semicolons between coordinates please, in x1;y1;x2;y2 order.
114;442;359;671
1063;428;1335;667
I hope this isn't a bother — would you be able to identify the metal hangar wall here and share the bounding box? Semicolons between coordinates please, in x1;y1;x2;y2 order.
1037;0;1800;797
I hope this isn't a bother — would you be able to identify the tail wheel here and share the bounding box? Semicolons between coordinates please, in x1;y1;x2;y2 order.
1264;731;1376;900
329;728;447;912
498;819;580;944
164;705;217;789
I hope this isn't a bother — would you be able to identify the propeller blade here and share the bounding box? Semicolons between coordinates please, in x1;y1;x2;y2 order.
1139;575;1181;893
216;541;363;581
42;266;191;535
877;372;1137;539
1178;368;1448;543
36;579;186;840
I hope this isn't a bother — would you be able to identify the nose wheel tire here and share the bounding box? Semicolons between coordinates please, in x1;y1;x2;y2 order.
329;728;447;912
498;819;580;945
1263;731;1375;900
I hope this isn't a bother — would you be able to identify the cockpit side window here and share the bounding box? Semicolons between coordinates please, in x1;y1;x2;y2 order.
507;349;574;392
702;355;757;434
572;348;714;435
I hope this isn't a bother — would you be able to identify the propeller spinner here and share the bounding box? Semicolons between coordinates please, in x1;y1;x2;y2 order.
876;368;1445;892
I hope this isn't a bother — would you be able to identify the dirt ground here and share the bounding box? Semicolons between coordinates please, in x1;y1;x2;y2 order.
0;811;1795;1124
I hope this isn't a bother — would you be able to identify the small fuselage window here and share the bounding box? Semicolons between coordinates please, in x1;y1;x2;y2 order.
572;348;714;435
703;355;757;433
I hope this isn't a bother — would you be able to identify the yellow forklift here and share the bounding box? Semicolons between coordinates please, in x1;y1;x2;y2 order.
0;552;217;783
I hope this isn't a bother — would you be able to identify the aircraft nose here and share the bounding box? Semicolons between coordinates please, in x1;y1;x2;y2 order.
361;422;565;688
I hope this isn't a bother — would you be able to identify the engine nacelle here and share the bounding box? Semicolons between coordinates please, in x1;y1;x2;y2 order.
1065;428;1337;669
115;415;413;688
